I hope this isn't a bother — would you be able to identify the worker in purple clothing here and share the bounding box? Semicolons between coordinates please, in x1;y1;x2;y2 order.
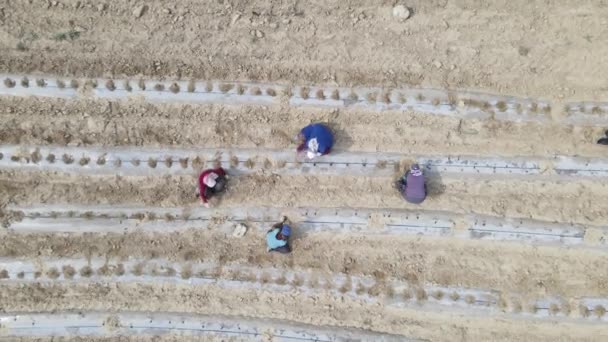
296;123;334;160
399;163;427;204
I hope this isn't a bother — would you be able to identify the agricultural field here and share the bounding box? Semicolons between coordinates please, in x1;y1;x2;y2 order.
1;1;608;341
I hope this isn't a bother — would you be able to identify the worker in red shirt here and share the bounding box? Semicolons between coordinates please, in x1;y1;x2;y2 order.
197;167;227;207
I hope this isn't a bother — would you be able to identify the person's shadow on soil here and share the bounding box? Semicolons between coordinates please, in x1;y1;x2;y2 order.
324;122;354;151
424;164;446;198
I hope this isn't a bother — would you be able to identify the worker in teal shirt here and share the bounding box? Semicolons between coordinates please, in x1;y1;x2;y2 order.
266;216;292;254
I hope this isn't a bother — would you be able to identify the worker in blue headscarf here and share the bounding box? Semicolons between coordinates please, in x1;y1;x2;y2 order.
266;216;293;254
296;123;334;160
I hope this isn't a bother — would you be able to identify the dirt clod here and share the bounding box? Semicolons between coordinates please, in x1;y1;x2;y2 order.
169;83;180;93
316;89;325;100
80;266;93;277
105;80;116;91
30;150;42;163
182;80;194;93
251;87;262;96
62;154;74;164
4;78;16;88
62;265;76;279
46;267;60;279
79;157;90;166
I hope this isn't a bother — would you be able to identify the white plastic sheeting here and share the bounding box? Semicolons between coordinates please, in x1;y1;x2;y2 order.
0;312;407;341
3;144;608;178
5;73;607;126
5;204;598;248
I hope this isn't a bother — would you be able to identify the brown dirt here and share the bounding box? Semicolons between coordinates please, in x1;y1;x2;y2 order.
0;97;606;158
1;170;607;226
2;1;608;340
2;1;608;102
0;229;606;298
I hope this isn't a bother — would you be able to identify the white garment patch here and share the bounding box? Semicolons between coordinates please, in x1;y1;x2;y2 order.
307;138;319;152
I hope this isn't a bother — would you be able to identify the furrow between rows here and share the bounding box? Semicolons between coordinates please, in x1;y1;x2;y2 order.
2;96;606;159
0;227;606;298
1;170;607;226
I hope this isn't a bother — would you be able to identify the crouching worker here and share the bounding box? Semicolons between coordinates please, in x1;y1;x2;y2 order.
266;216;292;254
296;123;334;160
197;167;227;208
399;163;427;204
